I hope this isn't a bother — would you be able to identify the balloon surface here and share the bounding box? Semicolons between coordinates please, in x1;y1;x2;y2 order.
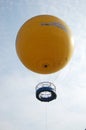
16;15;74;74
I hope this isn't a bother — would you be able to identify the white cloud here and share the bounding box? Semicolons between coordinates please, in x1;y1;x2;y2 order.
0;121;16;130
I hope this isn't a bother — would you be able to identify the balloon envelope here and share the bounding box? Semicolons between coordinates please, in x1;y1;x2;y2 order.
16;15;74;74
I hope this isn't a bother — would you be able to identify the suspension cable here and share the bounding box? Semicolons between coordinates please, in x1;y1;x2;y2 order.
45;103;48;130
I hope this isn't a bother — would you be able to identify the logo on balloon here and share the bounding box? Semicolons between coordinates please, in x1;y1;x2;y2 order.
41;22;67;32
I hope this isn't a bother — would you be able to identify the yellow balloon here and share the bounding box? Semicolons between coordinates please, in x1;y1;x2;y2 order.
16;15;74;74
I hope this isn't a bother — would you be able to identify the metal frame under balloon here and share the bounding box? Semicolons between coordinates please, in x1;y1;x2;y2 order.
35;82;57;102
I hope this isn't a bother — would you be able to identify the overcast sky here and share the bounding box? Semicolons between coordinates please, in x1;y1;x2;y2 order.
0;0;86;130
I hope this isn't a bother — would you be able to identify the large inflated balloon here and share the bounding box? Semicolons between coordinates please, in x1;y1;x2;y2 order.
16;15;74;74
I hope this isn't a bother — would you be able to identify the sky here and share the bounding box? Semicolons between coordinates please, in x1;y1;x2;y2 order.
0;0;86;130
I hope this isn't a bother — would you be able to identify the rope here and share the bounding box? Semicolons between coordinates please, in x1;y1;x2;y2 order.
45;103;48;130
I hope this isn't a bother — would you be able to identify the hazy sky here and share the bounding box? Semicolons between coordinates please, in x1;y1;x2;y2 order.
0;0;86;130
